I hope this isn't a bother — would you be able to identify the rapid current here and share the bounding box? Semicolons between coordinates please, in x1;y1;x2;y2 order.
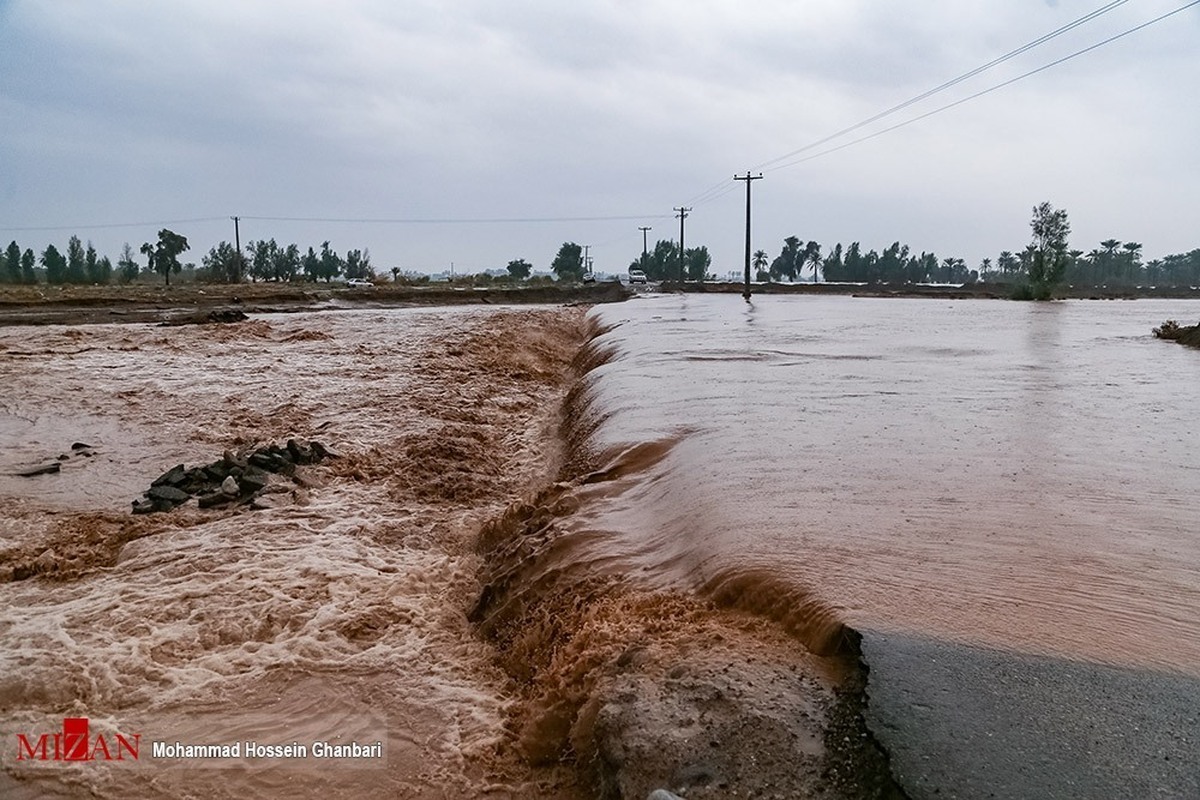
1;295;1198;798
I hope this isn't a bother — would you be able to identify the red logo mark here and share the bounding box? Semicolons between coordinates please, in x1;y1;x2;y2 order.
16;717;140;762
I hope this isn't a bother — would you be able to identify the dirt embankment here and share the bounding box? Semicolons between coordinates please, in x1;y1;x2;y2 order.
0;281;631;327
467;324;906;799
1153;319;1200;348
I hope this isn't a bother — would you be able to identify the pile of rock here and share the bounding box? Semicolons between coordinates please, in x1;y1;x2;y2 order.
132;438;337;514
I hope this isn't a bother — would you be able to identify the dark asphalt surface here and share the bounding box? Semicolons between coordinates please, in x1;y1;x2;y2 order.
859;631;1200;800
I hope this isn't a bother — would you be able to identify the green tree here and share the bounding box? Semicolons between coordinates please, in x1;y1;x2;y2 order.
96;255;113;284
273;242;301;281
551;242;584;281
42;244;68;284
117;243;140;284
318;241;342;282
203;241;242;283
821;244;844;281
684;246;711;281
66;236;87;284
344;248;371;280
770;236;801;282
1024;202;1070;300
506;258;532;280
4;241;20;283
629;239;680;281
141;228;190;286
752;249;768;276
84;241;101;283
804;241;822;282
21;248;37;284
1121;242;1143;286
301;247;320;282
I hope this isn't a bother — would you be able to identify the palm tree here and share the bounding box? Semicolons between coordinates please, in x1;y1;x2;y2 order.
803;240;822;282
752;249;768;278
1122;242;1142;286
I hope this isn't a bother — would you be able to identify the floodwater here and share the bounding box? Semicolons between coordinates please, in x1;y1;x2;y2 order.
0;306;584;799
568;294;1200;674
2;295;1199;798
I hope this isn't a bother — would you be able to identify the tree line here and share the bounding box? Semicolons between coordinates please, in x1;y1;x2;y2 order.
0;230;374;286
749;215;1199;290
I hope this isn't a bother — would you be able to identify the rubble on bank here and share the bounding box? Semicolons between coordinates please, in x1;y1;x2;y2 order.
1153;319;1200;347
131;438;339;514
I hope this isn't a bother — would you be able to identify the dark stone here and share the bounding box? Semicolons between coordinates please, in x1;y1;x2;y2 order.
16;462;61;477
70;442;94;451
132;499;160;514
204;464;230;482
312;441;340;460
248;452;275;470
147;485;190;504
237;468;269;494
152;464;187;487
287;438;315;464
198;492;234;509
57;454;70;461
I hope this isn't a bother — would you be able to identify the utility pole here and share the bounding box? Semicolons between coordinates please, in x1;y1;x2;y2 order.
638;226;652;265
673;207;691;284
230;215;243;282
583;244;591;277
734;173;763;300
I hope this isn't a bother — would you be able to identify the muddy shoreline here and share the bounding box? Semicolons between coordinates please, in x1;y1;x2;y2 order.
0;282;631;327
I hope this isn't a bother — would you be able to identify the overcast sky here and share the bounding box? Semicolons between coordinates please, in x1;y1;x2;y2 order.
1;0;1197;276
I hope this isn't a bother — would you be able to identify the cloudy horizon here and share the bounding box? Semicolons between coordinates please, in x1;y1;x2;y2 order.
2;0;1197;277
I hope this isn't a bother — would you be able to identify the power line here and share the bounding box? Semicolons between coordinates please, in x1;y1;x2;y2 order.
766;0;1200;174
0;217;227;232
5;2;1194;244
239;213;670;224
750;0;1134;173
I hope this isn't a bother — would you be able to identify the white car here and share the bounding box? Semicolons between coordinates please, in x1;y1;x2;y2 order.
628;269;648;284
346;278;373;288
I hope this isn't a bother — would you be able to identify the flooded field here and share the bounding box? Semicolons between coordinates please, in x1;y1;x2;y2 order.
3;294;1198;799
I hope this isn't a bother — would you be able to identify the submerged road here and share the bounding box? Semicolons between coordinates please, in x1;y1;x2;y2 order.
860;632;1200;799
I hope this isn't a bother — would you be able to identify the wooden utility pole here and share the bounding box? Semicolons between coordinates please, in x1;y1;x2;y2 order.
673;207;691;284
638;226;651;265
230;215;243;282
734;173;763;300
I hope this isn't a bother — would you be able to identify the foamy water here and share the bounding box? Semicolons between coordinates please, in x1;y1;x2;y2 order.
0;307;581;798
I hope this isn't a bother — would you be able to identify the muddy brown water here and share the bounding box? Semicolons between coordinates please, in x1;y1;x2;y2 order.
566;295;1200;675
0;307;587;798
2;296;1198;798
